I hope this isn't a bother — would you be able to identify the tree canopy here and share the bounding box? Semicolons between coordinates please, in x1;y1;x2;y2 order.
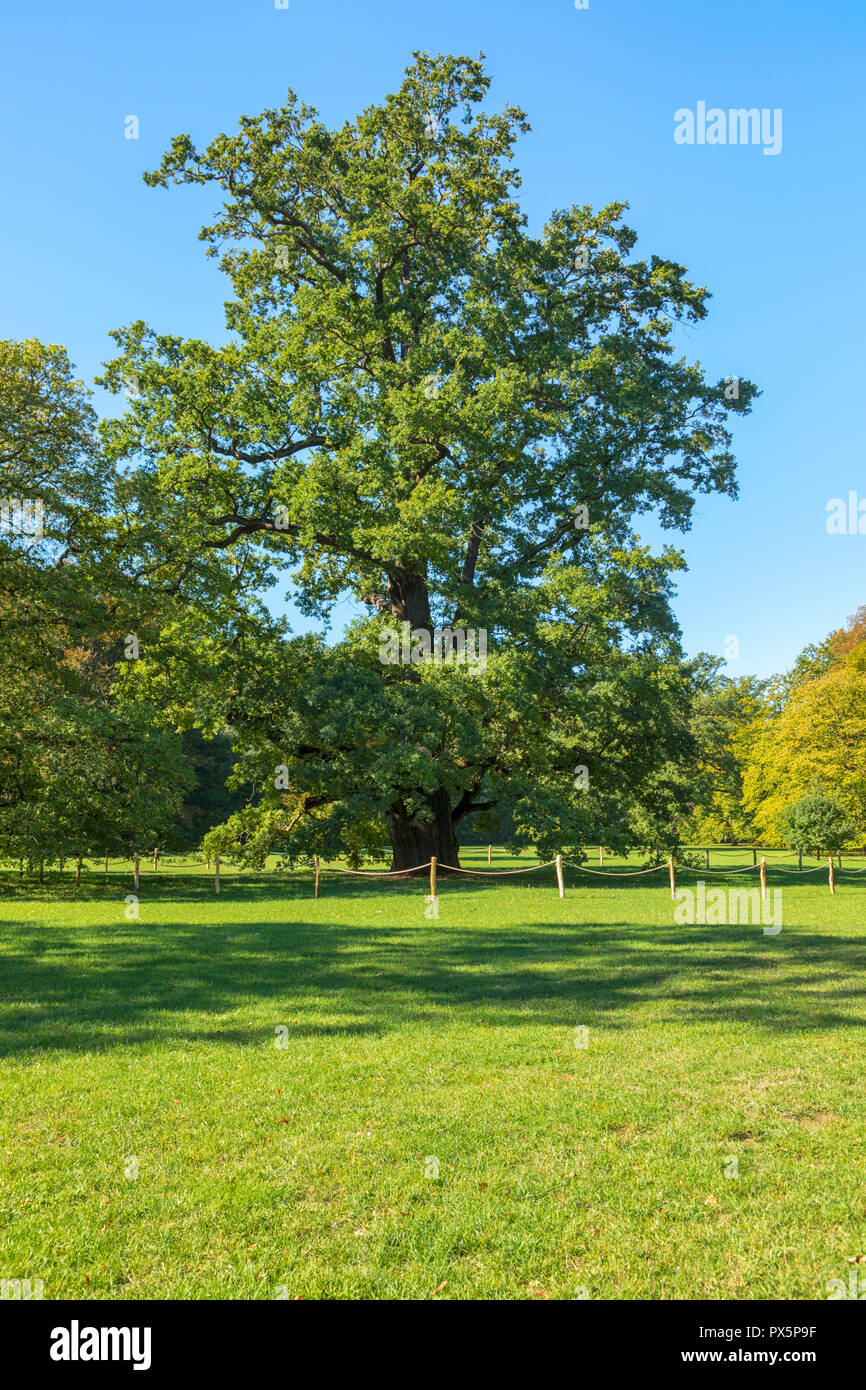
742;610;866;846
98;52;758;870
777;793;858;858
0;339;209;868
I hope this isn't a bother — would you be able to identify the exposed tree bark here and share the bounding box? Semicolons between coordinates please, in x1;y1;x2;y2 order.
388;788;461;873
460;521;484;586
387;567;432;630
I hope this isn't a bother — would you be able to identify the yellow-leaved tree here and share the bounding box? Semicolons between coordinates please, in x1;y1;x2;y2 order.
742;611;866;844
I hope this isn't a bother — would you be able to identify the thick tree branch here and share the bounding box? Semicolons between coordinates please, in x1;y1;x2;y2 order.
201;511;391;571
208;435;328;466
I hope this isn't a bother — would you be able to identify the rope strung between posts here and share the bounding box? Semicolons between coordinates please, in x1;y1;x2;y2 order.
567;861;857;878
315;859;848;879
318;859;560;878
679;864;758;875
304;856;858;879
566;863;668;877
436;861;557;875
320;861;431;876
769;864;832;875
667;862;862;877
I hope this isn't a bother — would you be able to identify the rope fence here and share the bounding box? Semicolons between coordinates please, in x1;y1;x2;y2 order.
300;848;850;901
436;861;558;876
31;844;861;899
567;864;669;877
320;862;431;876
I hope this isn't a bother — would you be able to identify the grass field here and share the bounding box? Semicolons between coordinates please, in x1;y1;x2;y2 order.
1;848;865;1300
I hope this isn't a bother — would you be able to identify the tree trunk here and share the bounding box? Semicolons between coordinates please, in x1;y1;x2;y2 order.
382;566;465;874
388;789;461;874
388;567;433;629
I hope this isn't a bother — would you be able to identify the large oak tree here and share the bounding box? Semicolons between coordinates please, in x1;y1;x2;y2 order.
101;53;756;870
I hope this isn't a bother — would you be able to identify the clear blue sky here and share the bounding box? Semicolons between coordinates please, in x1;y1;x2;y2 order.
2;0;863;675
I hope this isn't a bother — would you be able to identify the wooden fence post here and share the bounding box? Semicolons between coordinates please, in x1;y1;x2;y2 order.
760;856;766;900
752;848;757;866
798;849;803;870
829;855;835;896
314;855;320;899
153;846;159;872
214;854;220;896
104;852;109;873
75;856;82;888
133;852;139;891
705;848;710;870
555;853;564;900
668;855;676;901
599;845;604;866
430;856;437;900
487;844;491;865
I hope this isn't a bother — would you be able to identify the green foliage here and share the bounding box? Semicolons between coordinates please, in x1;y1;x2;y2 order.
742;613;866;844
98;53;757;865
777;793;858;856
0;338;210;865
681;662;767;844
176;730;248;849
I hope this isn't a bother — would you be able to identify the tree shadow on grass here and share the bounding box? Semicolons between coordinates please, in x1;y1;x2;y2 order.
0;903;864;1055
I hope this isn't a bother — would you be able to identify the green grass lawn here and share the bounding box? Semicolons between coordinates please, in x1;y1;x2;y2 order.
1;849;865;1300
